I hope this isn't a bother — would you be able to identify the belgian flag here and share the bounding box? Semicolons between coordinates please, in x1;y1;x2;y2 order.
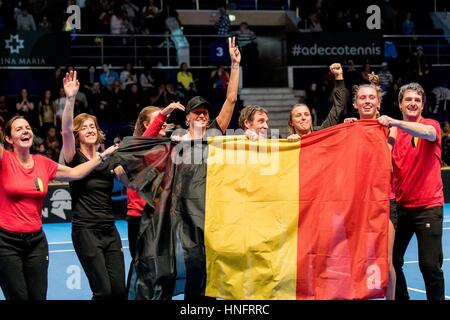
115;120;391;300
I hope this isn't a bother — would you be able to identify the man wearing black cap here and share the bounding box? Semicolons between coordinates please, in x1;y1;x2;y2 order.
174;37;240;140
169;37;240;302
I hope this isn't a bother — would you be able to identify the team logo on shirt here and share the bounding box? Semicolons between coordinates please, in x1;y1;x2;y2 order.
34;178;44;192
411;136;419;148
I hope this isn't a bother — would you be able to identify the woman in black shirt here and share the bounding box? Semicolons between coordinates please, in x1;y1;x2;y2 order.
61;70;127;300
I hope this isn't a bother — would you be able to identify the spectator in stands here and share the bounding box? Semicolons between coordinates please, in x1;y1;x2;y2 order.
110;9;134;35
0;115;118;300
107;80;125;121
48;67;64;98
306;12;323;32
98;0;112;34
442;121;450;138
139;66;156;92
381;0;397;33
142;0;160;33
82;65;98;92
360;63;372;83
121;0;140;25
378;83;445;301
82;0;99;33
34;141;47;156
409;46;430;87
210;64;230;118
38;90;56;136
16;6;36;31
379;62;393;92
211;6;230;36
100;64;119;89
177;62;197;100
38;15;51;31
234;22;259;87
124;83;144;122
15;88;36;130
121;10;135;35
75;89;89;116
344;59;362;90
119;63;138;90
53;87;66;130
0;94;9;131
401;12;416;35
331;10;348;32
86;81;108;120
379;62;394;110
44;126;60;162
441;121;450;165
150;84;166;108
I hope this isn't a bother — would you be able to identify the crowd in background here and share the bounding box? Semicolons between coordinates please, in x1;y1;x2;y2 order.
0;0;180;35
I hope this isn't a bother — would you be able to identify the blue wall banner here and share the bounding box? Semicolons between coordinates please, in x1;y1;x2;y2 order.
1;32;71;67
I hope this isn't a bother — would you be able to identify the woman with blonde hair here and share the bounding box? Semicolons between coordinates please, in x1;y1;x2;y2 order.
345;72;396;300
286;63;346;141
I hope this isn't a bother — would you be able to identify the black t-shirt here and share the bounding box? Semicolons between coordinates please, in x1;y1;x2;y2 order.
67;150;115;229
206;118;223;136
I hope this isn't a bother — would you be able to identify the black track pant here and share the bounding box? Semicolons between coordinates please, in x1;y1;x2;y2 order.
0;228;49;300
72;225;126;300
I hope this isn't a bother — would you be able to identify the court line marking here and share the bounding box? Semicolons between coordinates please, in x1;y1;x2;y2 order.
405;258;450;264
407;287;450;299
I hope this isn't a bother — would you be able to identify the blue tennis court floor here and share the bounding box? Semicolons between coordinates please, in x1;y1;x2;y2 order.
1;206;449;300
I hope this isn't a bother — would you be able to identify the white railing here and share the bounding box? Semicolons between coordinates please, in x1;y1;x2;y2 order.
69;33;229;67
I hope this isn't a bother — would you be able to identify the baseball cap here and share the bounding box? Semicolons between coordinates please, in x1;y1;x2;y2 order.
186;96;211;114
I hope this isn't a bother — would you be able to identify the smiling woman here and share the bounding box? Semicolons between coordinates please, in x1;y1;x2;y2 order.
60;70;128;300
286;63;346;142
0;115;117;300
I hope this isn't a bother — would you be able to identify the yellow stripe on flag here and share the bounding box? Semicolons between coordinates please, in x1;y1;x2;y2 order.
204;136;300;299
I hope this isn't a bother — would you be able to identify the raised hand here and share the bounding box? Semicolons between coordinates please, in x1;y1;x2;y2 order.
229;37;241;66
329;63;343;80
161;102;185;117
63;70;80;99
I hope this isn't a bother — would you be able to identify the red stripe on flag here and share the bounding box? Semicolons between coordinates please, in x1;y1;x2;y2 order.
296;121;390;300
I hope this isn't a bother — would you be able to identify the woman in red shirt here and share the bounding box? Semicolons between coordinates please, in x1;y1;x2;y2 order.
0;116;117;300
